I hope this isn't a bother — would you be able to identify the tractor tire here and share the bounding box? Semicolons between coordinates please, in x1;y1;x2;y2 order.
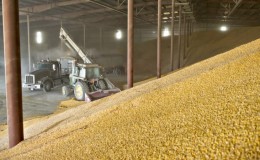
74;81;88;101
43;80;52;92
62;85;71;97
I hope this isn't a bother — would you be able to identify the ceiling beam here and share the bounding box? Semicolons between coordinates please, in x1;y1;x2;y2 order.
19;7;189;24
59;1;188;18
19;0;91;15
227;0;243;17
17;1;189;16
198;18;260;25
18;1;190;24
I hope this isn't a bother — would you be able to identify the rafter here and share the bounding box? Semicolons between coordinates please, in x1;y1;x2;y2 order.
18;1;189;23
19;0;91;15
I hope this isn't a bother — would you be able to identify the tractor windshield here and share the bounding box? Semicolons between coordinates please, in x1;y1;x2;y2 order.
85;67;101;79
36;63;52;70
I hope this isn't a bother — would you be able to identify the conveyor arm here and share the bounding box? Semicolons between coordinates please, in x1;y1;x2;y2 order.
59;27;92;64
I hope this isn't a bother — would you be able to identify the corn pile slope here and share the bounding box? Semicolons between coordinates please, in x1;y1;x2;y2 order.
0;39;258;152
0;39;259;159
0;38;257;152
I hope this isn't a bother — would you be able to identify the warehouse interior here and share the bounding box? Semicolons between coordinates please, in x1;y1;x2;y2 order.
0;0;260;159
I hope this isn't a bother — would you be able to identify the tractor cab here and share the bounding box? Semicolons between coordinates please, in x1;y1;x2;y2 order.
34;60;58;71
70;63;104;84
69;63;120;101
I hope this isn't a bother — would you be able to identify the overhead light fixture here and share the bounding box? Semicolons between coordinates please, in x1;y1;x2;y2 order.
36;31;43;44
163;17;168;20
220;25;228;32
164;12;170;15
162;27;170;37
115;30;122;40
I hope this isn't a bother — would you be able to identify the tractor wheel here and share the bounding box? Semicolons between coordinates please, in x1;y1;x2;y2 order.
62;85;71;97
43;80;52;92
74;81;88;101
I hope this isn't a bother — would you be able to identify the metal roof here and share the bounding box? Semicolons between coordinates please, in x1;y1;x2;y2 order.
0;0;259;28
192;0;260;26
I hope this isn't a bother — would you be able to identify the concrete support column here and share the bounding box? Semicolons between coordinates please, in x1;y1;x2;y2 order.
191;21;194;33
189;20;192;36
183;14;186;59
27;15;31;72
99;27;103;51
177;6;182;68
127;0;134;88
83;24;86;50
187;21;191;48
2;0;24;148
170;0;175;71
157;0;162;78
60;20;63;52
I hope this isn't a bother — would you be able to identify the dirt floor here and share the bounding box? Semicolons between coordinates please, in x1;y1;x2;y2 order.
0;38;259;159
0;79;72;125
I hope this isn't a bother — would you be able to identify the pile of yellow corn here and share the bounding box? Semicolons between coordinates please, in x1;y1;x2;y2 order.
58;98;85;109
0;40;259;159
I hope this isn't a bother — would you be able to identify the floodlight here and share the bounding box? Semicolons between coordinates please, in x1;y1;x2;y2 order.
162;27;170;37
115;30;122;40
220;25;228;32
36;31;43;44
